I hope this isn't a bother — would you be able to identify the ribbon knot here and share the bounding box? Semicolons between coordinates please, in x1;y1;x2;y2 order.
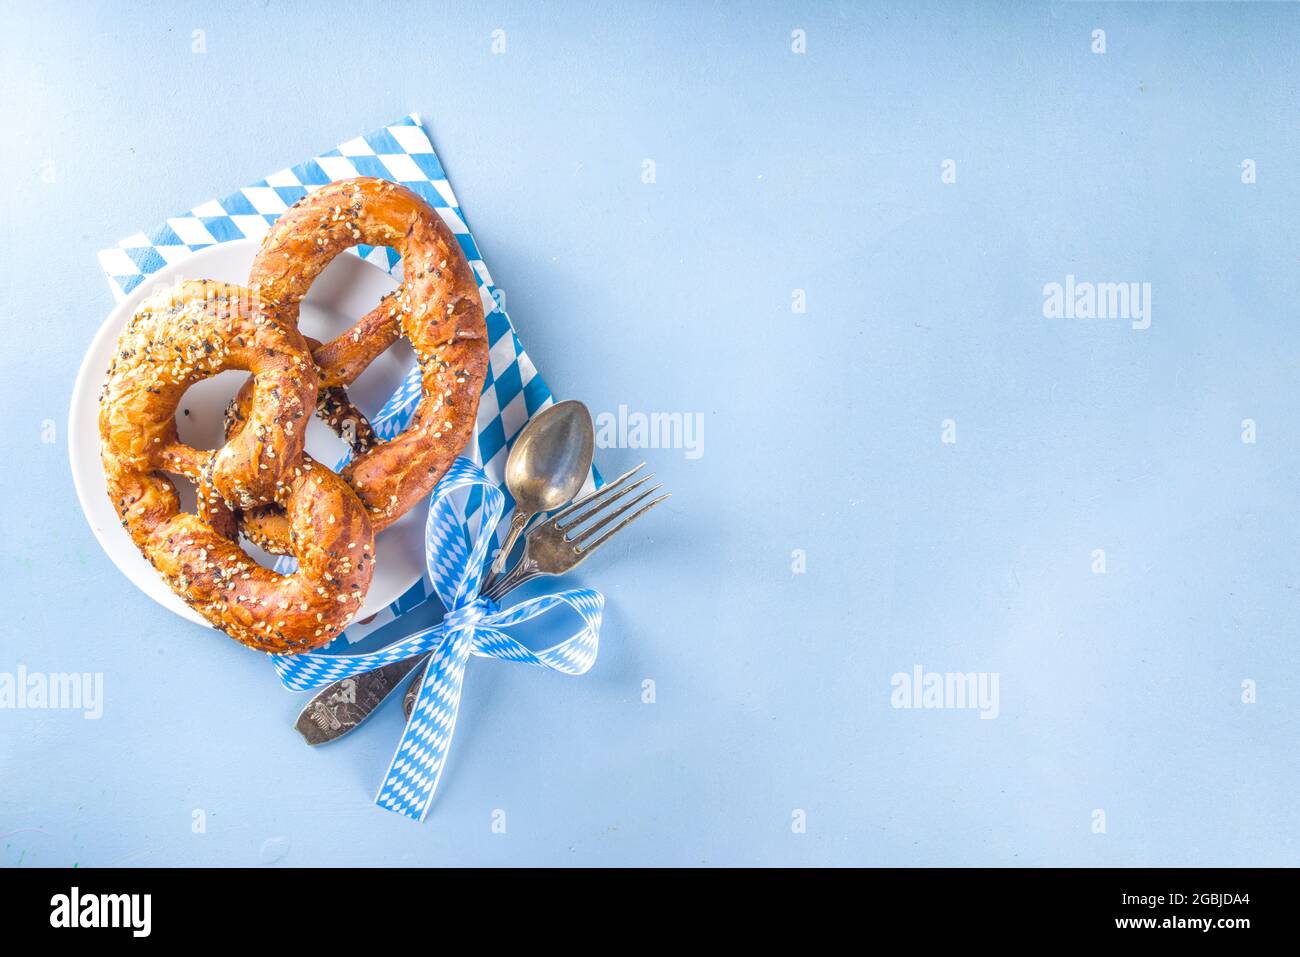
441;597;497;633
271;457;603;822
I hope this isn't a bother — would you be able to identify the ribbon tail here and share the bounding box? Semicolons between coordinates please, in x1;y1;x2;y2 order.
374;628;474;822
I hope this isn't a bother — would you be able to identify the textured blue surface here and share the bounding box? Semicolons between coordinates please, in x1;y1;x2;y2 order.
2;1;1298;866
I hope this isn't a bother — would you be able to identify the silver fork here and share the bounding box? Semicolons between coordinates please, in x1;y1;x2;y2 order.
482;461;665;599
294;463;669;745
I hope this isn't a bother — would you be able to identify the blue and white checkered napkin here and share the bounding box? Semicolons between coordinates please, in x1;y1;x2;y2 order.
97;113;578;644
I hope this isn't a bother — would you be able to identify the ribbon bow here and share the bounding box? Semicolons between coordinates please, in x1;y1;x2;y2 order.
272;457;604;822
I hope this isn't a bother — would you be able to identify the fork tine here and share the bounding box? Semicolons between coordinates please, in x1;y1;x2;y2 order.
557;473;654;531
576;492;670;556
546;462;647;526
569;483;663;547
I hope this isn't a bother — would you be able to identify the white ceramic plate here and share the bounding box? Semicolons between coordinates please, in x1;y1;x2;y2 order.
69;239;436;629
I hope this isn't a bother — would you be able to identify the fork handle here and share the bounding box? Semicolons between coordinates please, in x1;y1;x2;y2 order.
483;552;540;603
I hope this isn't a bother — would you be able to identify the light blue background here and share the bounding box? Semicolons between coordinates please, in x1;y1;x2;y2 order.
2;0;1297;866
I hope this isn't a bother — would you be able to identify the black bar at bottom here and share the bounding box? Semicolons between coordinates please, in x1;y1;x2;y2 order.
0;866;1280;941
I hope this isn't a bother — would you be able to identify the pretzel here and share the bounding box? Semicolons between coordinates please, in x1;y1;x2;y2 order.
228;176;489;554
99;280;375;652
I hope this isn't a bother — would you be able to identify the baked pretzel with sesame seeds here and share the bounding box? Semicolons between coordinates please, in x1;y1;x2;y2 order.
99;280;375;652
222;322;392;468
228;176;488;554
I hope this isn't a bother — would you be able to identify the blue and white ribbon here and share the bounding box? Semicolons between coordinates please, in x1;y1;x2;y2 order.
273;457;603;821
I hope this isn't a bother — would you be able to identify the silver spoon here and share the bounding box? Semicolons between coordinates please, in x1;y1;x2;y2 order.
396;400;595;718
485;399;595;583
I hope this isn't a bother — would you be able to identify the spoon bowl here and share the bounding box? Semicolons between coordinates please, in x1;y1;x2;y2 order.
487;399;595;578
505;400;595;514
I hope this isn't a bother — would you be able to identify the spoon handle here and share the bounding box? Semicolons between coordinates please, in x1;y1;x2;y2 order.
292;655;425;745
486;509;531;579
